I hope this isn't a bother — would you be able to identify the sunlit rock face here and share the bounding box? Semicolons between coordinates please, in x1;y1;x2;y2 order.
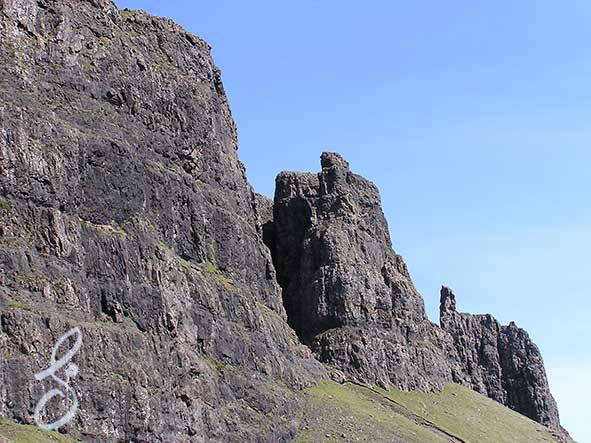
0;1;323;440
271;153;462;390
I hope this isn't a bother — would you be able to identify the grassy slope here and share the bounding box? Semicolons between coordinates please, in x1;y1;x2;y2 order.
0;420;78;443
377;383;565;443
0;383;567;443
297;381;563;443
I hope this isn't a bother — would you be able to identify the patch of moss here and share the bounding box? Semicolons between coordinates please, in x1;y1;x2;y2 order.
204;260;234;291
79;218;126;237
204;243;235;291
17;272;47;290
0;199;12;210
0;418;79;442
147;160;183;176
7;300;32;311
179;257;198;271
204;355;226;372
111;372;129;385
96;223;126;237
203;354;242;375
120;9;139;19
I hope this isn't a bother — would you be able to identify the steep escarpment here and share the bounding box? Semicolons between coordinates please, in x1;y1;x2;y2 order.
0;1;323;441
268;152;564;433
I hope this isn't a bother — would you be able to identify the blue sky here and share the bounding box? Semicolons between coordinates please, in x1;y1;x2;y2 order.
117;1;590;440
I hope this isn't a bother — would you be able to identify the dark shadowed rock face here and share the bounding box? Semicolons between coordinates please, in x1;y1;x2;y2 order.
0;0;324;441
440;286;561;429
271;153;462;390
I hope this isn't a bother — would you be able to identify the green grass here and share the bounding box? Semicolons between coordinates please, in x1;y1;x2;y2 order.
79;218;126;237
204;355;242;375
377;383;559;443
179;257;198;271
120;9;139;19
204;260;234;291
297;381;451;443
7;300;32;311
0;419;78;443
95;223;126;237
147;160;182;176
204;355;226;372
111;372;129;385
175;250;234;292
296;381;561;443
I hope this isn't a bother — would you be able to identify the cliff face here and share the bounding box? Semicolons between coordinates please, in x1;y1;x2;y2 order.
0;1;323;441
268;153;563;431
0;0;566;441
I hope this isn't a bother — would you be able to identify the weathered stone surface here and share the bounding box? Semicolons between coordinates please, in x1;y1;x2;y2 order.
0;0;324;441
440;286;561;429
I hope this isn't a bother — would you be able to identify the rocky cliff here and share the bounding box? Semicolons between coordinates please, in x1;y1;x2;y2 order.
0;0;566;442
0;1;324;441
270;153;461;391
267;152;563;433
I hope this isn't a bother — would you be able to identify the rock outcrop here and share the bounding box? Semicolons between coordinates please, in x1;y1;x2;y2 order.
270;153;461;390
0;1;324;441
268;152;564;432
440;286;561;429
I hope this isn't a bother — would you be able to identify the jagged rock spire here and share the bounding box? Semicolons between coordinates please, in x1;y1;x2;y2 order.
320;151;350;170
440;285;457;315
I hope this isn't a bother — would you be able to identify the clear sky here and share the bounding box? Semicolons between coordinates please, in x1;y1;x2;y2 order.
117;1;590;440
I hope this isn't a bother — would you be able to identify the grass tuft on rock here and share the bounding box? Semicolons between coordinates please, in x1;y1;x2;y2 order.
204;260;234;291
0;199;12;210
0;419;79;443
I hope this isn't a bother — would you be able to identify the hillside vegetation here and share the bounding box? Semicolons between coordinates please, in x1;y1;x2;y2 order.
296;382;567;443
0;420;78;443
